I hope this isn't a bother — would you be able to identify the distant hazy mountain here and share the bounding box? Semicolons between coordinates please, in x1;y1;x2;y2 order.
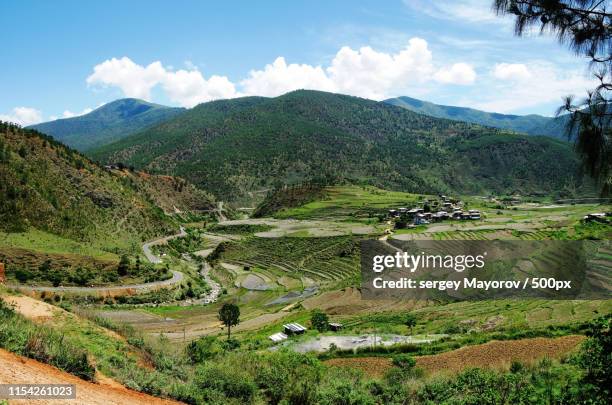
29;99;185;151
384;96;571;139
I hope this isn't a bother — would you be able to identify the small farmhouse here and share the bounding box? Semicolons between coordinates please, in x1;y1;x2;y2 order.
269;332;288;342
283;323;307;335
329;322;343;332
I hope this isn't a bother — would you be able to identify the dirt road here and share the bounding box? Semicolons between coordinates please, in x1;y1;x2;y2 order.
0;349;181;405
7;270;183;295
142;226;187;264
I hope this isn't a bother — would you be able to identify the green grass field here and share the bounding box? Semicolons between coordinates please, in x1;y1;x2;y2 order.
274;185;420;219
0;229;119;260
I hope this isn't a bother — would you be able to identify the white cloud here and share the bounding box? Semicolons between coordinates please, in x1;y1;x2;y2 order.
472;62;596;113
327;38;436;99
241;38;470;100
241;57;334;97
61;107;93;119
87;57;238;107
86;57;166;100
0;107;43;126
88;40;472;104
434;63;476;85
162;69;239;107
492;63;531;81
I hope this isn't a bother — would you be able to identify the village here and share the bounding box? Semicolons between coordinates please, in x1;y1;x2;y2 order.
388;195;481;228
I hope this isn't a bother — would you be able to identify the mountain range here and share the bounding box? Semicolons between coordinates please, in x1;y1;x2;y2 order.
29;99;184;151
384;96;571;139
87;90;587;202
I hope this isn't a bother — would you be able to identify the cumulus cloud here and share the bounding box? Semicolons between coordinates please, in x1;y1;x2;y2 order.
87;57;166;100
241;57;334;97
434;63;476;85
492;63;531;81
87;39;476;104
0;107;43;126
87;57;238;107
242;38;471;100
328;38;436;99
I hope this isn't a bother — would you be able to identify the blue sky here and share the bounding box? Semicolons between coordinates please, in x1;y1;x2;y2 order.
0;0;598;125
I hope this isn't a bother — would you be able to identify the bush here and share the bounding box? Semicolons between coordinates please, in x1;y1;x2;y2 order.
195;362;257;403
391;354;416;370
186;336;222;363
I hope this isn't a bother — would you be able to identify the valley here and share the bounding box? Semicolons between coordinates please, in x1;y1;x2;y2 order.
1;95;610;404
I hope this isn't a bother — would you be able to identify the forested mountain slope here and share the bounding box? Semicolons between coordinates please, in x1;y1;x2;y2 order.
90;90;587;201
0;122;213;251
29;99;185;151
384;96;571;139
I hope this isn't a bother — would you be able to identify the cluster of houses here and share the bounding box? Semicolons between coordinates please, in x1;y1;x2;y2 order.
388;196;481;226
268;321;343;343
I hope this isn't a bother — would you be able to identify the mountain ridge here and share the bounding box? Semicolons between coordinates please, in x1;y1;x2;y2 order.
89;90;589;202
384;96;571;139
29;98;185;151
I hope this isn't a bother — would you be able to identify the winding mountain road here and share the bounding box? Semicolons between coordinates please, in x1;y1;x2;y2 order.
7;228;190;295
7;271;184;294
142;226;187;264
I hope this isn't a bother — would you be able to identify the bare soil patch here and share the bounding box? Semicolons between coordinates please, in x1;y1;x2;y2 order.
0;349;181;405
325;335;585;378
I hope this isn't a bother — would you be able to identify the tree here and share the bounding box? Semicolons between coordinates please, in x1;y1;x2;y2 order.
575;313;611;402
405;313;417;335
493;0;612;195
218;303;240;340
117;255;130;277
310;310;329;332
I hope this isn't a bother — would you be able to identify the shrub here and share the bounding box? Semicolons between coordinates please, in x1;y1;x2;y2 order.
186;335;222;363
311;310;329;332
195;362;257;403
391;354;416;370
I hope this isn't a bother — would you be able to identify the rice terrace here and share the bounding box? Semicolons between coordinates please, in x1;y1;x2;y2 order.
1;1;612;404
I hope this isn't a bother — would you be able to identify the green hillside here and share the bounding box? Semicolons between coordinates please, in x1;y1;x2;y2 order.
90;90;588;202
0;121;213;254
384;96;571;139
29;98;185;151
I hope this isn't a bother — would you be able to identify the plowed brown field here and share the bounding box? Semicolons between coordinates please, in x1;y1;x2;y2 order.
325;335;585;378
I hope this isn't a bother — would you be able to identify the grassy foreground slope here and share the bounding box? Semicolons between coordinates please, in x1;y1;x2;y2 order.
29;98;185;151
90;90;587;202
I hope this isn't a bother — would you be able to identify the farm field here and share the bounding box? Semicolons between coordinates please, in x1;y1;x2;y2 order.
324;335;585;378
89;191;611;348
272;185;421;220
3;183;609;404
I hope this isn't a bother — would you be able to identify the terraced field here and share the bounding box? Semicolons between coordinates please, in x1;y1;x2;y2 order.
214;236;360;283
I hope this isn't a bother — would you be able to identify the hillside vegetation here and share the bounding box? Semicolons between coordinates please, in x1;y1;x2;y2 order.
384;96;571;139
91;90;588;202
29;98;185;151
0;121;213;254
